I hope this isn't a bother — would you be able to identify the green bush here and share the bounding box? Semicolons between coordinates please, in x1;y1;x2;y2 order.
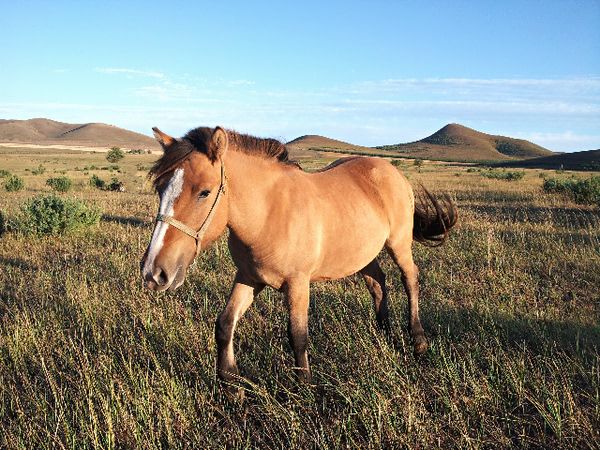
31;164;46;175
0;210;6;236
107;177;124;192
0;169;11;178
89;174;106;190
106;147;125;163
4;175;25;192
414;159;423;167
14;195;101;235
543;176;600;207
46;176;73;192
89;175;123;191
128;148;145;154
481;170;525;181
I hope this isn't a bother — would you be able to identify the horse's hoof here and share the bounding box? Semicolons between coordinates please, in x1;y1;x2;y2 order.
224;384;245;402
413;337;428;356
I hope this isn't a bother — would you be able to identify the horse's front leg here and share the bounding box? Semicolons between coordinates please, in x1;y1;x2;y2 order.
285;277;312;383
215;272;264;385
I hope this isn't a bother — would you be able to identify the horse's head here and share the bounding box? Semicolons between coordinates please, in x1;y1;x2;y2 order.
141;126;229;291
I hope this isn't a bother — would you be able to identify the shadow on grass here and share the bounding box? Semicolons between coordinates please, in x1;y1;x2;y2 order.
101;215;150;228
421;302;600;359
0;256;38;271
461;203;600;229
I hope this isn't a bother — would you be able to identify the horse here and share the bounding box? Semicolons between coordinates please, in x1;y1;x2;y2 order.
141;126;457;385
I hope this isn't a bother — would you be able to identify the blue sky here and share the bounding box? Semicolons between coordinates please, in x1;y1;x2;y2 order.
1;1;599;151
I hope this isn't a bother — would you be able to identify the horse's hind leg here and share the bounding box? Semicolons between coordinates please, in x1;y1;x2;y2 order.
386;240;428;355
360;259;390;331
285;277;312;383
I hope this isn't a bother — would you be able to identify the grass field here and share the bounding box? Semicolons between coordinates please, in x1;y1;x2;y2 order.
0;149;599;448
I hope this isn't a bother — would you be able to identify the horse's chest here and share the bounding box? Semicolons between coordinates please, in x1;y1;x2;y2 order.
228;237;287;289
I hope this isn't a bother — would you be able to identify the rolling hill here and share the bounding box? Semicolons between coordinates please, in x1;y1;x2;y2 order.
377;123;554;162
0;118;160;150
495;149;600;171
286;134;380;158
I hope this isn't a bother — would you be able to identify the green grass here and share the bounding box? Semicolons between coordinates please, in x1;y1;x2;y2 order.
544;175;600;207
480;169;525;181
0;149;599;448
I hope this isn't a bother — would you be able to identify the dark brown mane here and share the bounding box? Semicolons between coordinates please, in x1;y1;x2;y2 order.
150;127;297;188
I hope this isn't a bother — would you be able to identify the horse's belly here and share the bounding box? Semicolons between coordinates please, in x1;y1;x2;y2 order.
310;228;388;281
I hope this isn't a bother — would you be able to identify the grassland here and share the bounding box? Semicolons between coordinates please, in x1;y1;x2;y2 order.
0;148;599;448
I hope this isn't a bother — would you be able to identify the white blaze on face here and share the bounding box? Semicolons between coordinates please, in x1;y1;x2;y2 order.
143;168;185;276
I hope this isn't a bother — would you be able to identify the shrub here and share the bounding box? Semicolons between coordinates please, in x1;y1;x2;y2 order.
46;176;73;192
0;169;11;178
414;159;423;167
543;176;600;207
481;170;525;181
89;175;124;191
4;175;25;192
106;147;125;163
0;210;6;236
89;174;106;190
107;177;125;192
14;195;101;235
31;164;46;175
128;148;145;154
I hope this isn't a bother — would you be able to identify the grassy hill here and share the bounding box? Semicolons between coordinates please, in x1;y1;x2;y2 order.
378;123;554;162
286;134;387;158
495;149;600;171
0;118;160;150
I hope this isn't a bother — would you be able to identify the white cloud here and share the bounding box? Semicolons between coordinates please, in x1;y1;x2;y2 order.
3;76;599;152
518;131;600;151
95;67;165;79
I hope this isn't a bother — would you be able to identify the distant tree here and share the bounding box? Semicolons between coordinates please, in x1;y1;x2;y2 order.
413;159;423;168
106;147;125;163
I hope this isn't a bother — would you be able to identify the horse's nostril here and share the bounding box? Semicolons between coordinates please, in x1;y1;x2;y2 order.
155;267;169;286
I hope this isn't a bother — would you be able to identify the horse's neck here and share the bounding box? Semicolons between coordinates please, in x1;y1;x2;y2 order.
225;151;292;245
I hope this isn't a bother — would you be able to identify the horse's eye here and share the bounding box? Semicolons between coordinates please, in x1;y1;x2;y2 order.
198;189;211;199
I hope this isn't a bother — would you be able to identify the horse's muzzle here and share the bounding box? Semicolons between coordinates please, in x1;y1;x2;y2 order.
143;264;185;292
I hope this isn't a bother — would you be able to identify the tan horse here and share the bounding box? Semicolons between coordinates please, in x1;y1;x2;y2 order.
141;126;457;384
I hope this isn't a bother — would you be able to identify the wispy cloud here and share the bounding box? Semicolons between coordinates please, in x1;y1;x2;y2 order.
4;76;599;152
519;131;600;151
95;67;165;79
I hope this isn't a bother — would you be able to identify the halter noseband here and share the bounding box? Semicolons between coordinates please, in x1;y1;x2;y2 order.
155;160;226;259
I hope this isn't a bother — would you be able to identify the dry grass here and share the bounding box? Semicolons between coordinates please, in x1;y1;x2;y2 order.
0;152;599;448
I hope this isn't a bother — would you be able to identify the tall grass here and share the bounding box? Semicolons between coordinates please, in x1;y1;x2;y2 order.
0;152;598;448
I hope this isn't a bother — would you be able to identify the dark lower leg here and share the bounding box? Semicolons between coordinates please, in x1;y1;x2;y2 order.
286;278;311;382
401;263;428;355
361;259;390;330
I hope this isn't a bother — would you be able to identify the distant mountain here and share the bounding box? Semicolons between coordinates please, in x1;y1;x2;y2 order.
0;118;160;150
378;123;554;162
495;149;600;171
286;134;378;158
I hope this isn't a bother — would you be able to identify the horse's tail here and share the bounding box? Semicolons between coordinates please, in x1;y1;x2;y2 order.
413;186;458;247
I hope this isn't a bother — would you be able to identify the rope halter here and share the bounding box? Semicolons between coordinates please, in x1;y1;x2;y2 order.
155;160;226;259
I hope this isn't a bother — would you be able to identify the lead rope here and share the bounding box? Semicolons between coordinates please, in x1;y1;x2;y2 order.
155;160;226;263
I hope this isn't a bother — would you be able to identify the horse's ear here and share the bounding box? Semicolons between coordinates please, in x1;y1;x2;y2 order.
152;127;175;149
208;126;228;162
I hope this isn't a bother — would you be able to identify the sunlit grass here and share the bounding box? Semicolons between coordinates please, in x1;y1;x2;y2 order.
0;153;598;448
